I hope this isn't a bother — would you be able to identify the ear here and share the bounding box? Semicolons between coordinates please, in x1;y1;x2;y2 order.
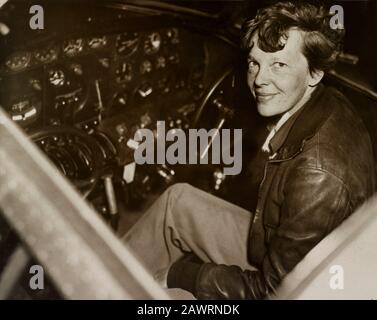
309;69;324;87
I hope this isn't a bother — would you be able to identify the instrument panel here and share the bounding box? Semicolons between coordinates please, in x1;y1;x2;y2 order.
0;27;206;132
0;2;239;216
2;28;182;73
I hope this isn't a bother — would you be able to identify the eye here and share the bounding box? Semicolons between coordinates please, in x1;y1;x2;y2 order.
273;62;287;68
247;60;258;72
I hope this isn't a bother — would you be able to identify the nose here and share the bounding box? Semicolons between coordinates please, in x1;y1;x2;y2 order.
253;65;270;87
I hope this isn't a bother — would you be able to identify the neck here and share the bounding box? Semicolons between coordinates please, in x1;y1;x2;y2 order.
266;85;318;132
289;85;317;116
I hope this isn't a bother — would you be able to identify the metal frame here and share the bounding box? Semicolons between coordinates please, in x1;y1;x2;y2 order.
0;108;170;299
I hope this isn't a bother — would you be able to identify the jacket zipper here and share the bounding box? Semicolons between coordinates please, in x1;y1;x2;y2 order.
249;160;269;234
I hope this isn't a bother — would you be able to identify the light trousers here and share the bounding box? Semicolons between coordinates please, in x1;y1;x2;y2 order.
122;183;254;284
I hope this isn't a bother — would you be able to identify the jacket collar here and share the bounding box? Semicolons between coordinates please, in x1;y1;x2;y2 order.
269;83;333;160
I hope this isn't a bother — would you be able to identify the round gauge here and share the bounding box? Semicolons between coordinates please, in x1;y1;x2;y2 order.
9;97;41;124
144;32;162;55
11;100;32;114
156;56;166;69
48;69;65;86
87;36;107;49
34;45;58;63
63;39;84;56
5;51;32;71
116;32;139;56
166;28;179;44
140;60;152;74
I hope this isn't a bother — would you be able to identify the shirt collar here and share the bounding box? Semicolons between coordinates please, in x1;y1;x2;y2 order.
262;83;326;157
268;105;305;155
261;100;305;156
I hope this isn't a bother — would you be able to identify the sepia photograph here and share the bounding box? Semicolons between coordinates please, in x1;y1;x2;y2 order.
0;0;377;303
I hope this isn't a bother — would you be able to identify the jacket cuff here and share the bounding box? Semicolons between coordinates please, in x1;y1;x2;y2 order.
167;259;202;294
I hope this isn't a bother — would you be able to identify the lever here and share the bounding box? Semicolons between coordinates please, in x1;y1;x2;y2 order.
95;80;104;122
200;96;234;160
103;174;119;230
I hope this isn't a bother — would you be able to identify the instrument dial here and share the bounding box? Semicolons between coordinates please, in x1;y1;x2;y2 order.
48;69;65;86
5;52;32;71
87;36;107;49
140;60;152;74
34;45;58;63
116;32;139;56
9;98;41;124
63;39;84;57
166;28;179;44
144;32;161;55
156;56;166;69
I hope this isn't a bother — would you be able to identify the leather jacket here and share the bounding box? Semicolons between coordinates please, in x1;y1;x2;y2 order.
168;84;376;299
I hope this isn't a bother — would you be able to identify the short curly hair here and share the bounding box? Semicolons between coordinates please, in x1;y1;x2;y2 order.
241;1;345;74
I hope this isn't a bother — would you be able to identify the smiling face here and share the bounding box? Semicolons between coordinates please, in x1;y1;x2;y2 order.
247;29;323;117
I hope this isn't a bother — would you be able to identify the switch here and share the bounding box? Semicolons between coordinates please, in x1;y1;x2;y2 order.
138;83;153;98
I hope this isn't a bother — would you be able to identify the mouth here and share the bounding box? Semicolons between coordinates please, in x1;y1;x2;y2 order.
255;92;278;102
